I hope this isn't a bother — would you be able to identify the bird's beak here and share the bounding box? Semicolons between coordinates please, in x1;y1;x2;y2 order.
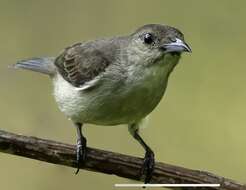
160;38;192;53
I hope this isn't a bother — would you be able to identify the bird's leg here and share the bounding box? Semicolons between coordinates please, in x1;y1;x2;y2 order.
134;130;155;184
74;123;87;174
128;124;155;184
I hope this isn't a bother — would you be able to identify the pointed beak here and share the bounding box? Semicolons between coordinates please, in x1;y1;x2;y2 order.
160;38;192;53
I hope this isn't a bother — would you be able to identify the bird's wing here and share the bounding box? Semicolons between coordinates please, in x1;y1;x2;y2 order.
54;41;113;88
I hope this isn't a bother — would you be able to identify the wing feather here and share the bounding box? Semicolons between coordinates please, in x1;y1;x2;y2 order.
54;42;111;88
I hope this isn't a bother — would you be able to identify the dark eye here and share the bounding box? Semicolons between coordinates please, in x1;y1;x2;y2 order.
143;33;154;44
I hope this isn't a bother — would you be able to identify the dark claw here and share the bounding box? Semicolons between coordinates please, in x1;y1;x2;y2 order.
141;149;155;184
75;137;87;174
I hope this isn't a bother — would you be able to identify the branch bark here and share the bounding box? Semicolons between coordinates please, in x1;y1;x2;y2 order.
0;129;245;190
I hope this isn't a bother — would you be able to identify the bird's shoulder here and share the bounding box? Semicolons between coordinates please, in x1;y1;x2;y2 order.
54;38;124;88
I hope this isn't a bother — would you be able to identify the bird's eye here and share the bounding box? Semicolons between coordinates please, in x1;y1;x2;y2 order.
143;33;154;44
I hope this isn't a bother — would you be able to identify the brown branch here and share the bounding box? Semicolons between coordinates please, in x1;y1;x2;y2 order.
0;129;245;190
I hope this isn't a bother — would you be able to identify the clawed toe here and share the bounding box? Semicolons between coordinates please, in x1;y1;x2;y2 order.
140;149;155;184
74;127;87;175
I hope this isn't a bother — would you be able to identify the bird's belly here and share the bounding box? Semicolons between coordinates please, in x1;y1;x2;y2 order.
53;62;172;125
78;78;167;125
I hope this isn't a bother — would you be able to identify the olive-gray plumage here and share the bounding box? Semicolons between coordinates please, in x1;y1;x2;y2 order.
14;24;191;183
54;40;117;87
54;24;188;88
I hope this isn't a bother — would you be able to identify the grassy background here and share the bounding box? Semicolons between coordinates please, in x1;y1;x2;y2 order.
0;0;245;189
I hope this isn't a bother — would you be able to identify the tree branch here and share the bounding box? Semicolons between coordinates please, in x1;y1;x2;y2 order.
0;129;245;190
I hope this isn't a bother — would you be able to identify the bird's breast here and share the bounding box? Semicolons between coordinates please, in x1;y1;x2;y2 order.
121;62;172;119
52;55;179;125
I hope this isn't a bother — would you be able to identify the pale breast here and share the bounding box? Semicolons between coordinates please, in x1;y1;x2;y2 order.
52;54;179;125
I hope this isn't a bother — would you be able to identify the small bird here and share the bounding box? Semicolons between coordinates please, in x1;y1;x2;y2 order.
14;24;191;183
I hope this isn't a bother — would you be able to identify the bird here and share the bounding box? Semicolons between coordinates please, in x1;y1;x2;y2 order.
13;24;191;183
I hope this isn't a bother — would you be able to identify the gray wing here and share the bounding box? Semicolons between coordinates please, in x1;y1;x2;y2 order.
54;41;115;88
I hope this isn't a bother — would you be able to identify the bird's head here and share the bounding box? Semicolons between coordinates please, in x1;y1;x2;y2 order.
127;24;191;66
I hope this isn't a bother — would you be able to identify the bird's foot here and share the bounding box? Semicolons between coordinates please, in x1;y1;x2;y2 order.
75;137;87;174
140;149;155;184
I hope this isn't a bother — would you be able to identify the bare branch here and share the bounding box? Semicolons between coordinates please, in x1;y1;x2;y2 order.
0;129;245;190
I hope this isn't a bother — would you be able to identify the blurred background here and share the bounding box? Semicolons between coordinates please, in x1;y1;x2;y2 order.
0;0;245;189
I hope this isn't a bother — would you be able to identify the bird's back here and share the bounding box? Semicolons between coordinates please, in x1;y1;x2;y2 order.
54;37;128;88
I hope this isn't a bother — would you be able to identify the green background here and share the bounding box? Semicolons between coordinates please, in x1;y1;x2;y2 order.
0;0;245;189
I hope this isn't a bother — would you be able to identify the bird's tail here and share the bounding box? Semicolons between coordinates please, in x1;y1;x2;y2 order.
12;57;56;76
